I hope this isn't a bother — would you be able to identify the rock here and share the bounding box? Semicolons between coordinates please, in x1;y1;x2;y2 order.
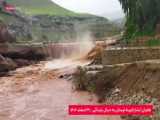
0;22;15;43
86;71;100;76
85;65;104;71
72;66;88;91
59;74;72;80
0;55;17;73
112;87;121;95
14;59;32;67
0;44;46;60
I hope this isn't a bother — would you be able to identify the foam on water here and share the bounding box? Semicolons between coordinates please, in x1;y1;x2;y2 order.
44;59;89;70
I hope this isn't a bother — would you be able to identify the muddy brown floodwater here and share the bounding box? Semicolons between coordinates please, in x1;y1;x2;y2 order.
0;59;121;120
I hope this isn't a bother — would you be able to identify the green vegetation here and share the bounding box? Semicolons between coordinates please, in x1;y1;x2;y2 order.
119;0;160;43
146;38;160;46
7;0;76;16
0;0;120;43
0;12;18;23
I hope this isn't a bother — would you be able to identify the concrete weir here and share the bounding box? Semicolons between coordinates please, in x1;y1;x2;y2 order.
0;43;83;59
102;47;160;65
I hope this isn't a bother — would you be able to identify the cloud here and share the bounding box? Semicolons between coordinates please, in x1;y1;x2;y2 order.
52;0;123;16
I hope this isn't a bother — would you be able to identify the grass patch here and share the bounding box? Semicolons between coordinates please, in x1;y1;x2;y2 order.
146;39;160;46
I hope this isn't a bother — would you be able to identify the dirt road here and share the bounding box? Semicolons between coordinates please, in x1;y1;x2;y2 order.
0;59;121;120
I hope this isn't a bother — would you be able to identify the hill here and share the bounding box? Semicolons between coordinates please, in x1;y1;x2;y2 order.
7;0;76;15
112;17;125;29
0;0;121;43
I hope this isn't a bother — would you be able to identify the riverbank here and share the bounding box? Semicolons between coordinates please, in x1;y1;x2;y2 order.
73;45;160;120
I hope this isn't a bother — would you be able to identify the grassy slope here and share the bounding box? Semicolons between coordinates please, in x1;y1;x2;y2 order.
0;0;114;43
7;0;77;16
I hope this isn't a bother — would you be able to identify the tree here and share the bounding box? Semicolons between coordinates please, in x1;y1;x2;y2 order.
119;0;160;34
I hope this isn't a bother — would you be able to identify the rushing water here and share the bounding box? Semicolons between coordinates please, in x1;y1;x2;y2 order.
0;59;121;120
0;39;121;120
44;59;89;70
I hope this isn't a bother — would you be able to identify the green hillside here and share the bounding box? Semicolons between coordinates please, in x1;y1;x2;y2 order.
7;0;76;15
0;0;120;43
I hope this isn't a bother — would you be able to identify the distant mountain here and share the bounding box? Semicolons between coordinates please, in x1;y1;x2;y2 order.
102;10;125;20
112;17;125;29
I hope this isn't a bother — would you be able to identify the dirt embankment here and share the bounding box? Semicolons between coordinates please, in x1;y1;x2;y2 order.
73;41;160;100
73;58;160;119
73;60;160;99
115;62;160;97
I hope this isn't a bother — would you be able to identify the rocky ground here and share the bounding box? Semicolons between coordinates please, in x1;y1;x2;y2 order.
106;89;160;120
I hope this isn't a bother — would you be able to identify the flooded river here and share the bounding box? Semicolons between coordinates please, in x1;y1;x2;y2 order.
0;59;121;120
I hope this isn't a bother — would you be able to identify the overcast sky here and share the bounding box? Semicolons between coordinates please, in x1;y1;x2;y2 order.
51;0;124;19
